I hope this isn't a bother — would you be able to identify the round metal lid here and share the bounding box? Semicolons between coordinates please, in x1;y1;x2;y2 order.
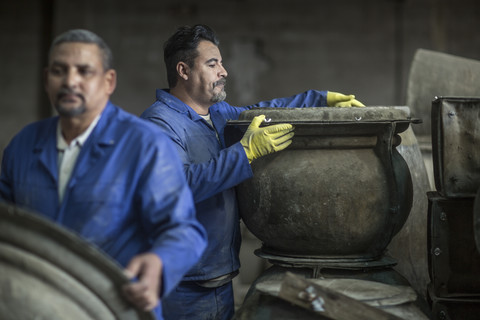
0;202;155;320
236;106;418;123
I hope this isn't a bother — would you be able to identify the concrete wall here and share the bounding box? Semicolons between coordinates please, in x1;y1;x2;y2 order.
2;0;480;153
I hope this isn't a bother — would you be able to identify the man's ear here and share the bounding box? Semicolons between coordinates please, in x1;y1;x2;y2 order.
104;69;117;95
176;62;189;81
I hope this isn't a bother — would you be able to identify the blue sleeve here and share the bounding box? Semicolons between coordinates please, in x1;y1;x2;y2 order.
209;90;328;120
180;142;253;202
136;134;207;297
242;89;328;109
143;115;253;203
184;142;252;202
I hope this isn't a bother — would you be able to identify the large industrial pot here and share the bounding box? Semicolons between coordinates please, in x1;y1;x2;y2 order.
0;202;154;320
225;107;417;261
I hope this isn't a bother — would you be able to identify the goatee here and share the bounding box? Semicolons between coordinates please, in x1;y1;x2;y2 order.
55;103;87;117
212;79;227;103
211;90;227;103
54;89;87;117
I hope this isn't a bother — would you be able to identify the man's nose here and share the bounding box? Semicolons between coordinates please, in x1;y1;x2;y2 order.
64;69;79;87
220;65;228;78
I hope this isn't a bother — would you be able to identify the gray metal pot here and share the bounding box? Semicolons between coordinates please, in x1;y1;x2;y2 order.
226;107;418;261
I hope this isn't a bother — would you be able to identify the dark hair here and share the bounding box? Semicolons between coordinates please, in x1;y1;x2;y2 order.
164;24;219;88
49;29;113;71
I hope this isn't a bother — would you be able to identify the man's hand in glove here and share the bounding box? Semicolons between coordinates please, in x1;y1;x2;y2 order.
240;114;294;163
327;91;365;107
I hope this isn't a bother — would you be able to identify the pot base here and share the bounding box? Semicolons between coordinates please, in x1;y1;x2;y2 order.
255;248;397;271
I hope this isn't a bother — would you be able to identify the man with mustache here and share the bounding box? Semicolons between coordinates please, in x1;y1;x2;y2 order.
0;29;207;320
140;24;365;320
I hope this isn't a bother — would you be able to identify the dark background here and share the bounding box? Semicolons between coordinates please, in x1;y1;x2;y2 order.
1;0;480;306
1;0;479;153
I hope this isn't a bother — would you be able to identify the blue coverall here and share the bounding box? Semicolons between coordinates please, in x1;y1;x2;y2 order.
140;89;328;320
0;102;208;320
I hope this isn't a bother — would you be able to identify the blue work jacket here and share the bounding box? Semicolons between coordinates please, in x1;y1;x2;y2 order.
140;89;328;281
0;102;207;319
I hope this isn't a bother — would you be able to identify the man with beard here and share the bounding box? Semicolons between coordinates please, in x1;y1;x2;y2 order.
0;29;207;320
140;24;365;320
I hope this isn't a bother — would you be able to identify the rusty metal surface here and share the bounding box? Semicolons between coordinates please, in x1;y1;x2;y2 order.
428;285;480;320
236;106;414;122
388;126;431;300
431;97;480;197
0;202;154;320
430;299;480;320
225;107;414;261
258;277;418;308
234;265;429;320
474;188;480;253
427;192;480;298
399;49;480;299
227;107;432;301
406;49;480;137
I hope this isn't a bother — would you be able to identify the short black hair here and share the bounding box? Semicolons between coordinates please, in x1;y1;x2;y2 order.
49;29;113;71
164;24;219;88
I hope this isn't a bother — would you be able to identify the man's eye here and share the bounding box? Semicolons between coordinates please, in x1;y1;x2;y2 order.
79;68;93;75
50;68;63;75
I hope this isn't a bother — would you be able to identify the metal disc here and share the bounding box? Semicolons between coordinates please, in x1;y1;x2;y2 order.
0;202;155;320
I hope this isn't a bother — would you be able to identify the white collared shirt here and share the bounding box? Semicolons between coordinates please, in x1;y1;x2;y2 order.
56;115;101;202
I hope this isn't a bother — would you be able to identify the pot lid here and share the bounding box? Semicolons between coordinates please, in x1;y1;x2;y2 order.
236;106;420;123
0;202;155;320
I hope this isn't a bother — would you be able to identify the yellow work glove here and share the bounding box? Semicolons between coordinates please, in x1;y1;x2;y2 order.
326;91;365;107
240;115;294;163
